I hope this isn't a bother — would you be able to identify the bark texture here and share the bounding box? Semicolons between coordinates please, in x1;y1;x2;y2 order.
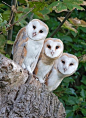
0;54;66;118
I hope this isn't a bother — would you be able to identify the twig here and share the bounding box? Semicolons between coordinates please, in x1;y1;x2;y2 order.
8;6;35;29
9;12;14;24
0;6;35;35
2;1;11;8
50;10;73;37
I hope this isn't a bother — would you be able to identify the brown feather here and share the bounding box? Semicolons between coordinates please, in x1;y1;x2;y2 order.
13;27;29;66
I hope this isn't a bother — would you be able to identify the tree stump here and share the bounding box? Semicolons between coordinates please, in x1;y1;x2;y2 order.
0;54;66;118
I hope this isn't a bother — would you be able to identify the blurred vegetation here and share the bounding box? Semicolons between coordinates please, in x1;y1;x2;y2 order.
0;0;86;118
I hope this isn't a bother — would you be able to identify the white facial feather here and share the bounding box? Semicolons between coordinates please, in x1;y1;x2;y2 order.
13;19;49;74
57;53;78;75
26;19;49;41
35;38;64;83
46;53;79;91
44;38;64;58
23;19;49;73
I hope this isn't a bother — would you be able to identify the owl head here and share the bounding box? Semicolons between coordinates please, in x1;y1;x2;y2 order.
43;38;64;59
26;19;49;41
56;53;79;75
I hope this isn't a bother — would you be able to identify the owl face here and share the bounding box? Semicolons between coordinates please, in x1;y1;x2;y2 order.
57;53;78;75
44;38;63;59
26;19;49;41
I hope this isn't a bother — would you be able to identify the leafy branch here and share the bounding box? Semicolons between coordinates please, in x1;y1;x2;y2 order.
50;10;73;37
0;6;35;35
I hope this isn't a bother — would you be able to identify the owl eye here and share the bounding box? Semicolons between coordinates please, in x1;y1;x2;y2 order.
56;46;59;49
33;25;36;29
61;60;65;64
69;63;73;66
47;45;51;49
39;30;43;33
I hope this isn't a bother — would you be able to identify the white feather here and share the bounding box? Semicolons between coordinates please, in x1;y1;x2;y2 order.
47;53;79;91
22;39;44;74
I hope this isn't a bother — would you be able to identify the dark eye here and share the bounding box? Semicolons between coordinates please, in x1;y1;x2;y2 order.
33;25;36;29
69;63;73;66
47;45;51;49
56;46;59;49
61;60;65;64
39;30;43;33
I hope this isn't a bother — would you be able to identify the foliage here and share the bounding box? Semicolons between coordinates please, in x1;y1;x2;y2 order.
0;0;86;118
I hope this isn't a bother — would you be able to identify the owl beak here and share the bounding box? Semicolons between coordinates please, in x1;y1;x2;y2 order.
63;68;67;72
32;32;37;37
51;51;54;56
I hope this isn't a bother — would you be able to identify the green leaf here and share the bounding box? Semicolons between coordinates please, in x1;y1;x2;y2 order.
60;35;73;42
80;89;86;98
55;2;67;13
2;10;10;21
63;0;84;10
72;4;84;10
29;1;47;12
48;1;59;8
73;105;79;111
7;40;14;45
81;42;86;46
40;7;50;15
0;35;6;54
58;17;78;33
66;110;74;118
80;27;86;33
65;88;76;95
81;109;86;116
71;31;77;37
81;76;86;85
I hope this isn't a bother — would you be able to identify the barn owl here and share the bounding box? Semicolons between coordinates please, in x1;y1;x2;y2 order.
46;53;79;91
13;19;49;74
34;38;64;83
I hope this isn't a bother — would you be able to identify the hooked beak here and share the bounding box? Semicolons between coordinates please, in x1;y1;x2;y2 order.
32;32;37;37
63;68;67;72
51;50;54;56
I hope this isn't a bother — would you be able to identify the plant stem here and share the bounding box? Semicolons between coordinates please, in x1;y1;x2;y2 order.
6;0;17;56
50;11;73;37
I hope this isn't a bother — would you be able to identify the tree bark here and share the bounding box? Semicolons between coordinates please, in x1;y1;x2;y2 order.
0;54;66;118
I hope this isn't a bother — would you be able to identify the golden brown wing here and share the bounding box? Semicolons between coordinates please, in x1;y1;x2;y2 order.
13;27;29;66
